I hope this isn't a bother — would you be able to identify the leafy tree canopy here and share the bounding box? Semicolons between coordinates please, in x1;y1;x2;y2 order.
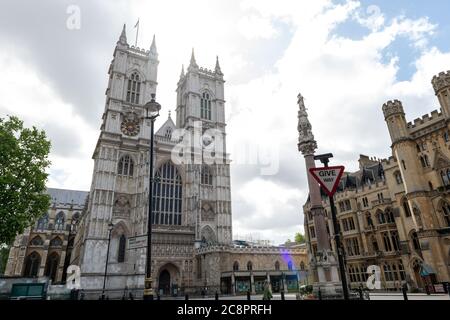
0;116;51;245
295;232;306;244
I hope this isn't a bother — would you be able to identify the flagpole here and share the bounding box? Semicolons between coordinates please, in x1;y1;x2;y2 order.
135;19;140;47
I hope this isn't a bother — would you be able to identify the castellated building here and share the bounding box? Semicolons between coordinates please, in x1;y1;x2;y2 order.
304;71;450;292
4;25;308;298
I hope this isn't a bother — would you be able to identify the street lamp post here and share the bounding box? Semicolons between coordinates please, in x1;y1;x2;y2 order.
101;222;114;300
143;93;161;301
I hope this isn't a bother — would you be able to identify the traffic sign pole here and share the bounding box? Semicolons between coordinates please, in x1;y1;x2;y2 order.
309;156;349;300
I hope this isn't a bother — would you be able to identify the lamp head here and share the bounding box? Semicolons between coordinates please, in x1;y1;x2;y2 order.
108;222;114;231
144;93;161;119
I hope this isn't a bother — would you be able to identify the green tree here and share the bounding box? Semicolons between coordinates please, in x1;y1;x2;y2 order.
0;116;51;245
295;232;306;244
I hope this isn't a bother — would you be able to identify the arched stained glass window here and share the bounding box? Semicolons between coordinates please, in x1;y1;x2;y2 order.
152;162;182;226
23;252;41;277
118;234;126;263
30;236;44;246
201;92;212;120
55;212;65;231
233;261;239;271
44;252;60;283
247;261;253;271
36;214;49;231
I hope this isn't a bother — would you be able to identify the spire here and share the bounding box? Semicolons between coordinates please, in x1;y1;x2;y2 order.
119;24;127;45
180;64;185;78
189;48;198;69
150;34;157;55
297;93;317;155
168;110;172;119
215;55;223;75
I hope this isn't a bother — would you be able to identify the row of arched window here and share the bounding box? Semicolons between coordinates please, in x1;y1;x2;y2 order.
232;260;305;272
23;251;60;283
36;212;80;232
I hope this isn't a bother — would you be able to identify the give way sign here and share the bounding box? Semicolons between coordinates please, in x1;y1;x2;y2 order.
309;166;345;197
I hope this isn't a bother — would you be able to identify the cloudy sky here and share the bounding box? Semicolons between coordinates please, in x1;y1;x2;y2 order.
1;0;450;245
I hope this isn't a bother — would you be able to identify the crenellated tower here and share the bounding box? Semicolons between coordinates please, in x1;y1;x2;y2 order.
432;71;450;119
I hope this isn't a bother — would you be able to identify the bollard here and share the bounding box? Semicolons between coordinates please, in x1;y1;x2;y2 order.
185;294;189;300
281;290;285;300
447;283;450;298
247;290;251;300
318;287;322;300
215;291;219;300
425;285;430;296
359;288;363;300
402;284;408;301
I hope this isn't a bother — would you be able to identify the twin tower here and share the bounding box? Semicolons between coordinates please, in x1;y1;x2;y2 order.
74;24;232;294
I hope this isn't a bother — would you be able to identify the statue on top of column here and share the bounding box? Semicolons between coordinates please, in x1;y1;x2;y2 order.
297;93;317;155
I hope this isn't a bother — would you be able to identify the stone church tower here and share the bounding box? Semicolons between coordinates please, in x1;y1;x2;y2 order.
74;25;232;297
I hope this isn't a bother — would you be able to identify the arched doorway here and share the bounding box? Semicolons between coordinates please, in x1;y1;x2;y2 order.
158;270;171;295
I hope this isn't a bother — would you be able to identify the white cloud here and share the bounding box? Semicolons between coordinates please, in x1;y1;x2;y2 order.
237;14;278;39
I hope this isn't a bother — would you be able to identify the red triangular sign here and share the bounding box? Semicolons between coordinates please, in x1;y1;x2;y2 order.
309;166;345;197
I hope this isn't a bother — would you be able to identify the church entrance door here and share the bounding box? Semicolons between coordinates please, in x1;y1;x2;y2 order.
159;270;171;296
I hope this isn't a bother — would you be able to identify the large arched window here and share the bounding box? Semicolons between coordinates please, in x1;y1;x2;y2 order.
23;252;41;277
55;212;65;231
44;252;60;283
30;236;44;246
441;202;450;227
402;198;411;217
118;155;134;177
247;261;253;271
126;72;141;104
152;162;183;226
36;214;49;231
118;234;126;263
201;92;212;120
233;261;239;271
201;165;213;185
49;237;63;247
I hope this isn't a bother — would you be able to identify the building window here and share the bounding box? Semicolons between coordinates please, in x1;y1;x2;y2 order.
201;165;213;185
411;231;421;251
385;208;395;223
441;202;450;227
152;162;183;226
371;236;379;252
23;252;41;277
300;261;305;271
377;210;386;224
36;214;49;231
126;72;141;104
401;160;406;170
247;261;253;271
394;171;403;185
165;128;172;139
44;252;60;283
275;261;280;271
201;92;212;120
118;235;126;263
49;237;62;247
398;261;406;281
288;261;293;271
118;155;134;177
444;131;449;143
383;263;395;282
441;170;450;186
402;198;411;217
382;232;392;251
362;197;369;207
366;213;373;227
309;226;316;239
345;237;360;256
391;231;400;251
55;212;65;231
233;261;239;271
30;236;44;246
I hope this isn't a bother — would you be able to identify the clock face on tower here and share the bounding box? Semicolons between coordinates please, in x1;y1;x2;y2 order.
121;119;140;136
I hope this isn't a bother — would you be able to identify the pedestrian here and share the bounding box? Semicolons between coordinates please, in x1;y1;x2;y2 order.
262;281;272;301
